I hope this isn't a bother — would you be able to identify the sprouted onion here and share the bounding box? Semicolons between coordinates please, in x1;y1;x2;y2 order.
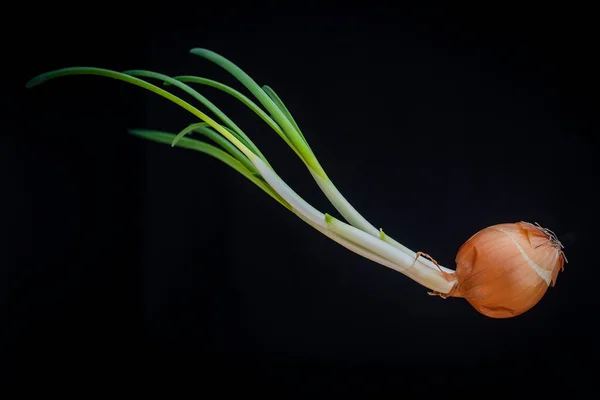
26;48;568;318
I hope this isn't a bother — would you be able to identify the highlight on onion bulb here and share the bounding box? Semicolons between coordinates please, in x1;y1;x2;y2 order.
26;48;568;319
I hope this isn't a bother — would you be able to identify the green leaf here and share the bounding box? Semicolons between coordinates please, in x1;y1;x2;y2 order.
168;76;280;133
189;48;325;177
124;69;268;164
169;75;302;160
129;129;290;210
26;67;258;163
171;122;209;146
173;122;258;174
262;85;310;150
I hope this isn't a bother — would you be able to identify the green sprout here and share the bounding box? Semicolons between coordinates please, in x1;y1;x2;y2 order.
26;48;460;298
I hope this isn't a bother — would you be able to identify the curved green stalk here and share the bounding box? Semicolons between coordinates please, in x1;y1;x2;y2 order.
189;49;430;258
123;69;269;166
26;57;457;292
26;67;256;162
129;129;288;209
173;122;257;174
167;76;304;161
248;154;455;294
132;129;454;292
262;85;309;148
189;49;323;175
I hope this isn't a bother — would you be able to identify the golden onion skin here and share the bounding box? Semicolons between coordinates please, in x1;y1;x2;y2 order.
451;222;566;318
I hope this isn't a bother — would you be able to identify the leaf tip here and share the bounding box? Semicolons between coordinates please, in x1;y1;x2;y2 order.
25;75;43;89
189;48;208;55
128;129;144;138
171;136;182;147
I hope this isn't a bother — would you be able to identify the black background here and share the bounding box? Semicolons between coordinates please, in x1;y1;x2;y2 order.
4;3;598;392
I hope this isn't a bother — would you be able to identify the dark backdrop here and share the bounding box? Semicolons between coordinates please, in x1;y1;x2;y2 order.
4;4;598;392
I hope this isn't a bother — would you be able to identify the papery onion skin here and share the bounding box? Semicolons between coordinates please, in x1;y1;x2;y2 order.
449;222;566;318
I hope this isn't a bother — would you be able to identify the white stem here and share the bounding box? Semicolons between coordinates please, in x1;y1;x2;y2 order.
251;155;456;294
325;214;455;294
309;167;380;236
309;166;455;276
292;211;432;283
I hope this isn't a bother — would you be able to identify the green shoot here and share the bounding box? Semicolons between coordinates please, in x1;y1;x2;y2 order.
187;49;391;239
168;76;304;161
25;67;257;163
262;85;310;149
173;122;257;174
129;129;288;210
189;48;324;177
123;69;268;165
26;52;456;294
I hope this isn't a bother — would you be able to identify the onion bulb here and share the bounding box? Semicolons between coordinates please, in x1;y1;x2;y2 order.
25;48;568;319
448;222;567;318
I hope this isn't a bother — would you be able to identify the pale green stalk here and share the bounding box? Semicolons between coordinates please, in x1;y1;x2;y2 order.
184;49;452;275
135;128;451;291
249;154;455;294
129;129;289;209
25;54;457;294
188;49;380;234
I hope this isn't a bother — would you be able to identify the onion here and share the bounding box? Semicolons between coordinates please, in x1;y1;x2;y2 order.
25;48;568;319
448;222;567;318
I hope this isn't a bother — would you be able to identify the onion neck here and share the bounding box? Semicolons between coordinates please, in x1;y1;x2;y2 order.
407;260;459;296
